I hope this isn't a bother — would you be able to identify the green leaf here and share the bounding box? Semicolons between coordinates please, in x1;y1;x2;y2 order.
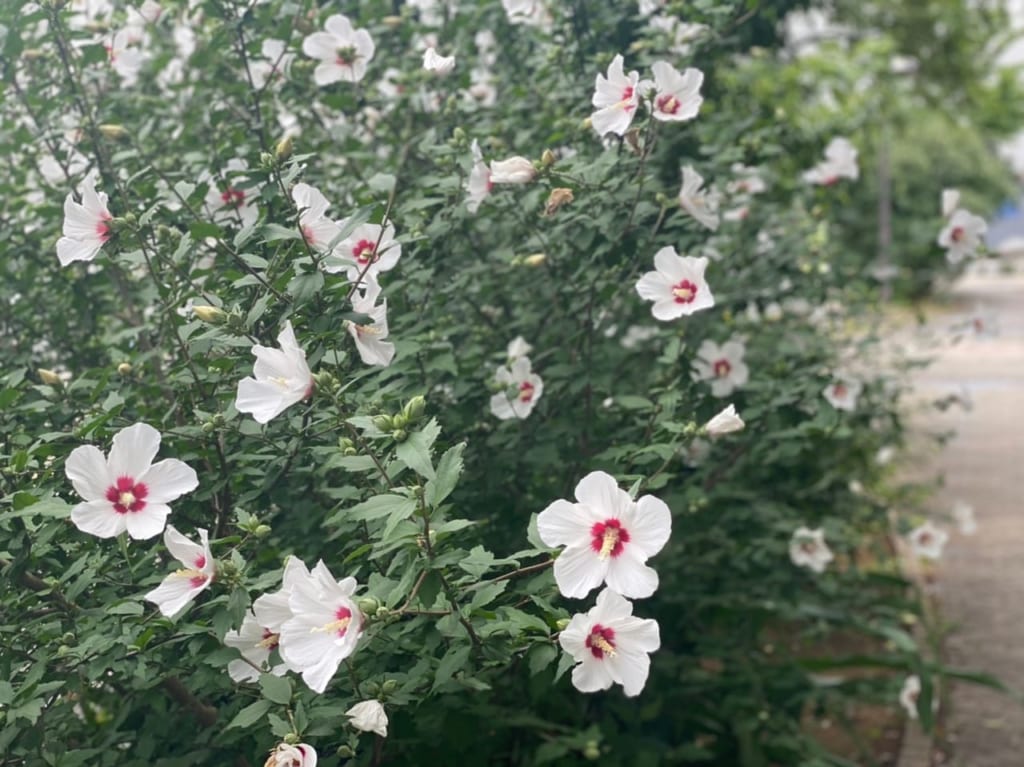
553;650;575;683
227;699;272;730
433;645;471;691
527;644;558;677
396;429;437;480
259;673;292;705
425;442;465;507
262;223;301;243
287;271;324;305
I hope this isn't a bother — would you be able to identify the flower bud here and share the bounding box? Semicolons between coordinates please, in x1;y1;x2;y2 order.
336;746;355;759
452;126;467;144
524;253;547;267
541;149;556;167
489;156;536;185
357;596;381;615
192;305;227;324
392;428;408;442
704;404;745;438
371;414;393;432
402;395;426;422
583;741;601;761
283;733;300;745
275;135;293;161
382;14;402;28
38;368;62;386
254;524;272;537
381;679;397;694
555;618;571;631
98;124;129;141
117;362;132;376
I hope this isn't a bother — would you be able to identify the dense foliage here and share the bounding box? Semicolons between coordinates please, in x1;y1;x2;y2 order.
0;1;1004;766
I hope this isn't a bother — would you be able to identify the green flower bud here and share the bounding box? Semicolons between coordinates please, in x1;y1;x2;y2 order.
372;415;393;432
555;618;570;631
117;362;132;376
381;679;398;693
283;733;300;745
357;597;381;615
98;124;129;141
402;395;426;422
193;305;227;324
254;524;272;538
392;428;408;442
583;741;601;761
336;746;355;758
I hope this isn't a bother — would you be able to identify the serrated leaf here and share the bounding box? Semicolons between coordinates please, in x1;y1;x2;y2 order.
425;442;465;507
396;430;436;480
259;673;292;705
527;643;558;677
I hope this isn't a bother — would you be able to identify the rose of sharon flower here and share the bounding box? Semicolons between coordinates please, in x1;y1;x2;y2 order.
649;61;703;122
635;247;714;321
422;47;455;75
678;166;720;231
692;339;749;397
465;139;492;213
506;336;533;360
323;220;401;282
489;156;535;184
204;160;260;228
559;588;660;697
249;39;294;90
279;560;363;693
346;700;389;737
938;209;987;265
907;521;948;561
941;189;960;218
803;137;859;185
236;321;314;424
823;377;862;412
899;675;932;721
66;422;199;540
591;54;643;137
57;175;112;266
346;276;396;367
292;183;342;257
144;525;214;616
489;356;543;420
704;404;745;437
537;470;671;599
502;0;553;28
303;14;374;85
265;742;317;767
789;527;834;573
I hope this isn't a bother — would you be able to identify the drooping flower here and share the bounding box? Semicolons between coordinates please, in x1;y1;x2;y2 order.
278;560;363;693
323;220;401;282
57;175;112;266
704;404;745;437
899;675;921;720
422;47;455;75
346;700;389;737
938;209;987;265
635;247;714;321
591;54;643;137
823;377;862;412
803;137;859;185
302;14;375;85
952;501;977;535
692;339;749;397
265;742;317;767
559;588;660;697
465;139;492;213
678;166;720;231
66;422;199;540
235;321;314;424
249;38;294;90
144;526;214;617
537;470;671;599
490;356;543;420
489;156;536;184
345;276;396;367
907;521;948;560
291;183;342;256
789;527;834;573
649;61;703;122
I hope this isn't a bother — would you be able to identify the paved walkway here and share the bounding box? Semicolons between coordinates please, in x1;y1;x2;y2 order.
904;259;1024;767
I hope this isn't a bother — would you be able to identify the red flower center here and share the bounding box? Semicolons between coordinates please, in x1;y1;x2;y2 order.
220;187;246;209
585;624;617;659
656;93;681;115
519;381;535;402
832;383;847;398
590;518;630;559
672;279;698;304
713;359;731;377
105;476;148;514
333;606;353;638
96;214;112;241
260;628;280;650
951;226;965;243
352;239;378;265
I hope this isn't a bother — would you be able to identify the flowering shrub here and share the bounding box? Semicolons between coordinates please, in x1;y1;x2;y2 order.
0;0;995;765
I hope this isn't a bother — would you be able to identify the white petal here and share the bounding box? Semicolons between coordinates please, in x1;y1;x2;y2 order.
629;496;672;557
574;471;629;516
571;657;615;693
552;544;606;599
609;647;651;697
145;573;204;617
537;499;593;548
107;423;161;482
70;499;126;538
139;459;198;504
65;445;111;501
125;503;171;540
236;377;291;424
57;236;102;266
604;550;658;599
163;523;207;567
